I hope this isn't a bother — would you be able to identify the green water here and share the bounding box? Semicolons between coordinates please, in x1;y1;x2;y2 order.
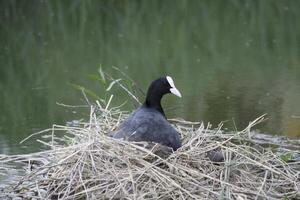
1;1;300;154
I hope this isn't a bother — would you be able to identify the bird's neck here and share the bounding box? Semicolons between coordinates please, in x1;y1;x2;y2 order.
144;93;166;117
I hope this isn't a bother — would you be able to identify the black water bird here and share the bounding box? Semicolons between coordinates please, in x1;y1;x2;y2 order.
113;76;182;151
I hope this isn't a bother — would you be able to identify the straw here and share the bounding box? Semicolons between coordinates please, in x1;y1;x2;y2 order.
0;100;299;199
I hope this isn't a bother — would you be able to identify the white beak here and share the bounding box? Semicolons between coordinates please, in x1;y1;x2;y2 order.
170;87;182;98
166;76;182;98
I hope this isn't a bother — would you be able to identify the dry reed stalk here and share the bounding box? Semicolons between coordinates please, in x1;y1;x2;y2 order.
0;98;299;200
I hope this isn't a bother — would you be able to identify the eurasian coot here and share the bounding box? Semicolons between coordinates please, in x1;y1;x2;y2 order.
113;76;182;151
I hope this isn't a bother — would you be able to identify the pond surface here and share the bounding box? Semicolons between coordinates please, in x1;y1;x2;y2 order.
1;1;300;154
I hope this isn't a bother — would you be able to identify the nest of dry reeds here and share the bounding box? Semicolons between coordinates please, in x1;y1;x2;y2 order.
0;99;299;200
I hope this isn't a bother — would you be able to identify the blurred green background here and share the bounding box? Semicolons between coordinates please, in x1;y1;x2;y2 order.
0;0;300;154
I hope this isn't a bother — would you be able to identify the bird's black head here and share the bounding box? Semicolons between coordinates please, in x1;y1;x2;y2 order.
144;76;181;115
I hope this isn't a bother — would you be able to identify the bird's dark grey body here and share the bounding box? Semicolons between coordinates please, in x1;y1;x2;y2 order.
113;76;182;151
113;105;181;150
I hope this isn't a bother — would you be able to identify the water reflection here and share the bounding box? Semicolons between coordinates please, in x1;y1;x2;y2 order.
0;135;10;155
202;68;284;133
0;1;299;154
